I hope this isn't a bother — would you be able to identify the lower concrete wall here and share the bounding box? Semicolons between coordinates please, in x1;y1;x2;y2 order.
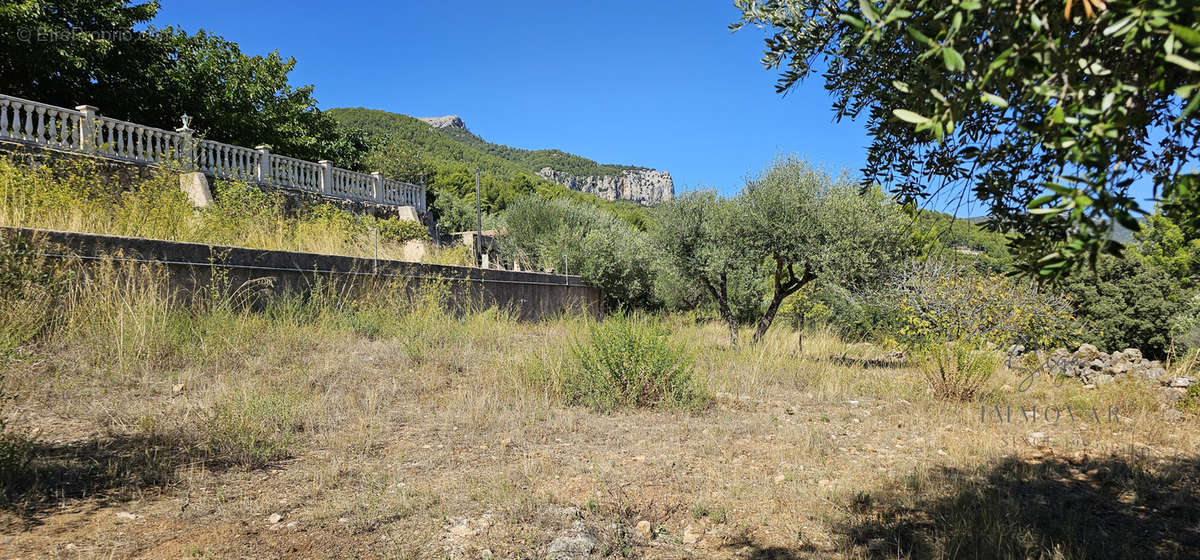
2;227;601;321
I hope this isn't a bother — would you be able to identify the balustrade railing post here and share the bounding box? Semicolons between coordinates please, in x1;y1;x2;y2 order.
371;172;385;203
75;105;97;153
175;126;195;171
318;160;332;195
255;145;271;184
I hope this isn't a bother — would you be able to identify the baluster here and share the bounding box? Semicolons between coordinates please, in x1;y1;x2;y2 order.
0;100;9;139
20;103;31;139
34;107;45;144
46;110;58;145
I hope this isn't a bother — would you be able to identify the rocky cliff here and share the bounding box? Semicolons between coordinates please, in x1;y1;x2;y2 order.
536;167;674;206
416;115;466;130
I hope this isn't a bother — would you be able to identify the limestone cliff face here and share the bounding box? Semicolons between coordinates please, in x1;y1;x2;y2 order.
416;115;466;130
536;167;674;206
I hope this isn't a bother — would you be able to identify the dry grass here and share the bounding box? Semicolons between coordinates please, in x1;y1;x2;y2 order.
0;155;429;262
0;257;1195;559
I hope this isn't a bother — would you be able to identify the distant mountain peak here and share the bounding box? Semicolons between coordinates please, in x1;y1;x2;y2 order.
416;115;466;130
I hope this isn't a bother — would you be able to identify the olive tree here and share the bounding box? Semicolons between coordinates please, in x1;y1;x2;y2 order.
651;190;760;345
734;0;1200;279
654;156;911;345
499;196;659;310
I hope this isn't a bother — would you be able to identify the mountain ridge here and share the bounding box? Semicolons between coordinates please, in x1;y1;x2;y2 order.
328;108;673;205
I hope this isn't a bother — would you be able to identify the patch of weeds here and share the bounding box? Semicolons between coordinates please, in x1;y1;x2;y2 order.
206;386;311;468
0;232;67;358
1181;383;1200;415
691;501;728;524
343;308;390;339
915;341;999;401
564;314;710;412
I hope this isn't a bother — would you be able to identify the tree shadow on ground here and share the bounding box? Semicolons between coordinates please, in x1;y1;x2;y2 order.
719;534;813;559
1;430;213;528
838;450;1200;559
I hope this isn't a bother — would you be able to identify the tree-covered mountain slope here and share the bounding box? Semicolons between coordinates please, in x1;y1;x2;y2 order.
327;108;673;205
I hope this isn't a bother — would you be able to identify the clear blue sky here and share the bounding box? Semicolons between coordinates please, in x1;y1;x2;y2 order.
154;0;1162;214
152;0;874;199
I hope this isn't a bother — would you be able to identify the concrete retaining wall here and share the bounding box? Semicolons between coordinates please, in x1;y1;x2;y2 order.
2;227;601;321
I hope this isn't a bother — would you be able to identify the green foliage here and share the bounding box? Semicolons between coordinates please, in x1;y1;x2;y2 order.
653;189;760;343
1182;382;1200;415
1;1;362;167
783;281;905;342
734;0;1200;278
327;108;657;233
500;196;659;310
1169;292;1200;355
0;0;162;111
740;157;912;341
206;387;310;467
1056;251;1186;359
910;212;1014;274
654;156;911;344
565;315;709;412
893;259;1079;351
328;107;638;180
328;108;550;183
1137;211;1200;286
914;341;1000;402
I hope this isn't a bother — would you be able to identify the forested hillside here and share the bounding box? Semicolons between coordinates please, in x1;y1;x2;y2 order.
328;108;642;180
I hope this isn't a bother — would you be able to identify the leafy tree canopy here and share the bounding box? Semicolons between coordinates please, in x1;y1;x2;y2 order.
1;0;362;166
734;0;1200;279
654;156;912;345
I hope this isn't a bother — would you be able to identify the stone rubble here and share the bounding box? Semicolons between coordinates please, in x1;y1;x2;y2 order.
1009;343;1195;401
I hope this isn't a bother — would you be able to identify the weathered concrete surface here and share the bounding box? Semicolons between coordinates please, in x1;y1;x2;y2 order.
3;227;600;321
178;172;213;207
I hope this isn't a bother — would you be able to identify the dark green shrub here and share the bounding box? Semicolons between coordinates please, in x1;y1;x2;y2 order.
565;315;709;412
1056;253;1184;360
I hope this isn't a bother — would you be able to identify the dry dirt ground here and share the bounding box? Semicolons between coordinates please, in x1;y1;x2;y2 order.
1;318;1198;559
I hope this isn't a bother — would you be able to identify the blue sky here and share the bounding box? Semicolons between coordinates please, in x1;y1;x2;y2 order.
153;1;876;199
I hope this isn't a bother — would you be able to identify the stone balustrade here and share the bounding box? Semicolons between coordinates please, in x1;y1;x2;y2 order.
0;93;425;212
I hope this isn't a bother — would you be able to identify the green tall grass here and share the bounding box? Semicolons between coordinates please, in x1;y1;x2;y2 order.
564;314;710;412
